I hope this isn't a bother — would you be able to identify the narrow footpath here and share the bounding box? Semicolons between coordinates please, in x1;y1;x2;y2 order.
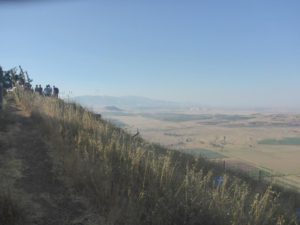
0;96;102;225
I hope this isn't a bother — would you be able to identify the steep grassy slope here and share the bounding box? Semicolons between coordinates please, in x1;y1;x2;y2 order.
14;88;298;225
0;100;25;225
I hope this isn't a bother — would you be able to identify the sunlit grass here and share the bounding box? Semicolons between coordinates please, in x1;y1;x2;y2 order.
14;88;299;225
0;102;25;225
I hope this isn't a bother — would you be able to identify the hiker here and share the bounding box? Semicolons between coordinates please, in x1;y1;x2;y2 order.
38;85;43;95
53;86;59;98
24;82;32;92
34;85;39;93
44;84;52;97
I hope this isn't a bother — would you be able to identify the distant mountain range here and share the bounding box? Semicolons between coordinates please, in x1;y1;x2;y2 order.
71;95;300;114
72;95;183;110
104;106;123;111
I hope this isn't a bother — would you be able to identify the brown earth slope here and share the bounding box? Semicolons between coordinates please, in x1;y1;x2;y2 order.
0;96;103;225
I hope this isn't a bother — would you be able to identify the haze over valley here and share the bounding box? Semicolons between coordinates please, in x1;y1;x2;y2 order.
73;95;300;191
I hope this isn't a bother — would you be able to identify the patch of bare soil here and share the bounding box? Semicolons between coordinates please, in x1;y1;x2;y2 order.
0;97;103;225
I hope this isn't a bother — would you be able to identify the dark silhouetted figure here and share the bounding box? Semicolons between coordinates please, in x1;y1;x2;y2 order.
53;86;59;98
38;85;43;95
44;84;52;97
35;85;39;93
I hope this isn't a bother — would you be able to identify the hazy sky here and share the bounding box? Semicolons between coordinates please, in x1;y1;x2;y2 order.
0;0;299;108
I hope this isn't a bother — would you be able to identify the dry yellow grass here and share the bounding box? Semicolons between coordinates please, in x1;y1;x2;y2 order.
107;111;300;190
14;88;299;225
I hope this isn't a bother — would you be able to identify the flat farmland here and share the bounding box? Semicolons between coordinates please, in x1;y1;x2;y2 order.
102;110;300;190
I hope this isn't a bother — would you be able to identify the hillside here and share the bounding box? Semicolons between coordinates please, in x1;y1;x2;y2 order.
0;89;299;225
0;95;103;225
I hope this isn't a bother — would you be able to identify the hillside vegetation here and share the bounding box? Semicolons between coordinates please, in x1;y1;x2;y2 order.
12;88;299;225
0;98;26;225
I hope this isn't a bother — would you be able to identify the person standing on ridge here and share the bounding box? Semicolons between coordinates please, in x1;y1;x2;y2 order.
38;85;43;95
44;85;52;97
34;85;39;93
53;86;59;98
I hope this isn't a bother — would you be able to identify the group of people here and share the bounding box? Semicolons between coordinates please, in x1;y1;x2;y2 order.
34;84;59;98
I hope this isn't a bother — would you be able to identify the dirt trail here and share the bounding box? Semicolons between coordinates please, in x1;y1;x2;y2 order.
0;96;102;225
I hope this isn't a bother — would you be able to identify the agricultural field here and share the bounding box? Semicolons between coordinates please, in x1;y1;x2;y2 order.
101;109;300;191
